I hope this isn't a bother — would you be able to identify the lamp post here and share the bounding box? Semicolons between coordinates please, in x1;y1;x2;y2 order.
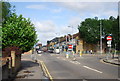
68;26;74;43
55;33;60;53
68;26;75;59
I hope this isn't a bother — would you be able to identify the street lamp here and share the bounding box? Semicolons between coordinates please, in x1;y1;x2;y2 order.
68;26;73;43
55;33;60;53
68;26;75;57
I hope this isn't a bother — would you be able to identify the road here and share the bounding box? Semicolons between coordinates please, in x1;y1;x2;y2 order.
36;52;119;80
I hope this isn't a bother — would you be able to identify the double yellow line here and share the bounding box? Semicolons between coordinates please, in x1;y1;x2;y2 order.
39;60;53;81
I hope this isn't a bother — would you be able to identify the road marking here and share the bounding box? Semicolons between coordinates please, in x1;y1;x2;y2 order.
51;54;56;56
75;61;81;64
83;66;103;73
39;60;53;81
70;61;81;64
38;54;42;56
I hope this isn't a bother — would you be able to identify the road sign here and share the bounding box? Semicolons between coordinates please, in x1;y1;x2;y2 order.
107;40;112;45
68;45;73;49
107;36;112;40
107;44;111;47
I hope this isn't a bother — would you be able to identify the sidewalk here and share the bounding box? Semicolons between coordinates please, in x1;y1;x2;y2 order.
14;54;45;81
103;57;120;65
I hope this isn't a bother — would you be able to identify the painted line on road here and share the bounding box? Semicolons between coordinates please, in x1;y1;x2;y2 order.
70;61;81;65
83;66;103;73
39;60;53;81
38;54;42;56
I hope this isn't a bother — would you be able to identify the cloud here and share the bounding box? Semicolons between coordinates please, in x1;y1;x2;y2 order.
59;2;118;18
51;8;62;13
26;4;47;10
33;20;56;33
32;20;58;45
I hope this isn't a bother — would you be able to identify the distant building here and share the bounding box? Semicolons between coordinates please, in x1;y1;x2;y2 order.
47;32;106;54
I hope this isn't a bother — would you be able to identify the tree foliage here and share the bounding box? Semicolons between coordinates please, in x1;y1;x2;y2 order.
2;13;38;53
78;17;100;44
78;16;119;50
1;1;15;20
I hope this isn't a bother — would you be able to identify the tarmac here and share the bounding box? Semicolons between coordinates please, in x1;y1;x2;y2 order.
14;52;119;81
61;52;120;66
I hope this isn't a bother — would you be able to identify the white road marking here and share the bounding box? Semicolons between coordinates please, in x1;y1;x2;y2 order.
75;61;81;64
83;66;103;73
69;61;81;64
38;54;42;56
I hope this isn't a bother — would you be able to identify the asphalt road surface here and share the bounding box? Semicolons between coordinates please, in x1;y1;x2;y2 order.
36;52;119;80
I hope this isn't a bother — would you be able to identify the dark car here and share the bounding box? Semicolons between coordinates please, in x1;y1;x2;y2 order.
48;48;54;53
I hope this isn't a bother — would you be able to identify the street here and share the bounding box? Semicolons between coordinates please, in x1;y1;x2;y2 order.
35;52;119;80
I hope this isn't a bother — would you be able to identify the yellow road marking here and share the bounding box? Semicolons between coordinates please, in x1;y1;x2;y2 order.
39;60;53;81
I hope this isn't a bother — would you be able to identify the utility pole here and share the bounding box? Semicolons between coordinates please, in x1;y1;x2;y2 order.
100;20;102;55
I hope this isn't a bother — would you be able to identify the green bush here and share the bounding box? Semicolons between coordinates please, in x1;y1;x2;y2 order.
2;13;38;53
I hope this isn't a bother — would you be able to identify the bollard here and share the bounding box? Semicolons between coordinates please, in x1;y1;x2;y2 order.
66;51;69;58
80;51;82;57
66;54;69;58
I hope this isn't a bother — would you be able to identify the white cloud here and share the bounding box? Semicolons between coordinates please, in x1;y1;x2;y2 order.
32;20;58;45
26;4;47;10
59;2;118;18
51;8;62;13
33;20;56;33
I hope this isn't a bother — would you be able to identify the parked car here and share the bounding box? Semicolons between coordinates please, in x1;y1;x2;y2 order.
37;49;43;54
54;48;60;54
48;48;54;53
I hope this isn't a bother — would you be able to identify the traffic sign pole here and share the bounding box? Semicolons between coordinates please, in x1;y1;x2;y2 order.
106;36;112;59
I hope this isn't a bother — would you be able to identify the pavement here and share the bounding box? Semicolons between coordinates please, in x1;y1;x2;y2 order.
103;57;120;65
14;54;46;81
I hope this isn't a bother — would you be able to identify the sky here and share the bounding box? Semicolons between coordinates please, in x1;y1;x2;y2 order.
10;1;119;45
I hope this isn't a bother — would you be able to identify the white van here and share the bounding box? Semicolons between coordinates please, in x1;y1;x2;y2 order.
55;47;60;54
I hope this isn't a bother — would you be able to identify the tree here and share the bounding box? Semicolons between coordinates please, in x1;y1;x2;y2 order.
111;16;119;50
1;1;15;20
78;17;100;44
2;13;38;53
0;1;15;51
78;16;119;50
